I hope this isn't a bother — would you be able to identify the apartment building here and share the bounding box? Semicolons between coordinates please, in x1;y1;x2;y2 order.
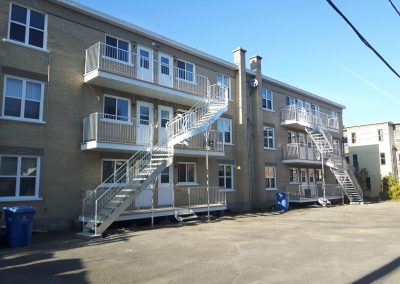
344;122;400;199
0;0;360;234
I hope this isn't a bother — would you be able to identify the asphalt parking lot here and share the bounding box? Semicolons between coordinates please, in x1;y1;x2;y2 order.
1;202;400;283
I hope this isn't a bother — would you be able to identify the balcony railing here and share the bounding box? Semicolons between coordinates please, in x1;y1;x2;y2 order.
82;113;152;146
176;130;224;152
282;143;321;161
281;105;339;131
188;187;227;207
285;184;343;202
85;42;210;97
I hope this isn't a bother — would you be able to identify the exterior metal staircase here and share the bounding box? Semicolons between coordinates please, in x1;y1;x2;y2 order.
80;84;228;237
306;127;363;204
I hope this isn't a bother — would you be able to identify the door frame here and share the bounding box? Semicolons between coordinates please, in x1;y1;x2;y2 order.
136;101;154;145
158;52;173;87
158;105;173;143
158;166;174;206
136;45;153;82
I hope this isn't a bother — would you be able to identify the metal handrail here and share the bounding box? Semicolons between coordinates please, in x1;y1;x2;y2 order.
282;143;320;161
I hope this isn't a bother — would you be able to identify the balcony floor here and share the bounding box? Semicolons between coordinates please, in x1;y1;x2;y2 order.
84;70;206;106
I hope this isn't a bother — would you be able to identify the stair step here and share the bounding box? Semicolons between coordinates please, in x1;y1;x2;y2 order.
76;232;102;239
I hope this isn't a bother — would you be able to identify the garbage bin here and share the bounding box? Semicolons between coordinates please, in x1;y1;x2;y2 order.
4;206;36;248
276;192;288;211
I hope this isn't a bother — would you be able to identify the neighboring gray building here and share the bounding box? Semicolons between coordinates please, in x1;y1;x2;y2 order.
0;0;361;233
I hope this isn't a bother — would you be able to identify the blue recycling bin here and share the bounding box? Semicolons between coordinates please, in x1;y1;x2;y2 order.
4;206;36;248
276;192;288;211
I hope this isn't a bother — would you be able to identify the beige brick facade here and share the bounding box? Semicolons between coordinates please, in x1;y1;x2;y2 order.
0;0;345;230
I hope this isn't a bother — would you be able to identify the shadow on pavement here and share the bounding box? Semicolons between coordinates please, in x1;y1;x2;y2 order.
352;256;400;284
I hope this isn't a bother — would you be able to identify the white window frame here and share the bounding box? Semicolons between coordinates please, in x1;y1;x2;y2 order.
176;59;196;83
217;118;233;145
104;34;132;64
262;88;273;111
101;159;128;184
102;94;131;124
264;127;275;150
265;166;276;190
289;168;299;184
378;129;384;142
176;162;197;185
380;153;386;165
217;73;231;100
7;3;48;51
218;164;234;191
0;155;41;201
2;75;45;123
315;169;323;183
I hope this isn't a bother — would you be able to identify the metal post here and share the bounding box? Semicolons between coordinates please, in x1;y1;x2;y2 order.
205;128;211;222
151;177;157;227
321;154;326;205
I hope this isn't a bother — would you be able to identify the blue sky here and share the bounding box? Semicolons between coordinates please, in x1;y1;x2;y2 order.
75;0;400;126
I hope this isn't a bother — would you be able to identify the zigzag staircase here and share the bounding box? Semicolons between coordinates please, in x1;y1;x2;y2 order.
305;127;363;204
80;84;228;237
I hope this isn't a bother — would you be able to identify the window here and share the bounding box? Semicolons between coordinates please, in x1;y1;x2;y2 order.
331;111;337;119
2;76;44;122
265;167;276;189
102;159;127;184
219;164;233;190
8;4;47;49
378;129;384;142
105;35;130;63
345;156;350;164
366;177;371;191
289;168;298;183
217;118;232;144
263;127;275;149
288;131;297;143
177;163;196;184
311;104;320;116
0;156;40;200
286;96;295;107
177;60;194;82
103;95;130;121
217;74;231;100
398;152;400;165
262;88;273;110
297;99;304;109
315;169;323;182
380;153;386;165
353;154;359;170
351;132;356;144
160;167;170;184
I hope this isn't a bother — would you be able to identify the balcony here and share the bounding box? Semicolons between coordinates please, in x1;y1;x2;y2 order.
281;105;339;132
81;113;224;155
84;42;210;105
285;184;343;203
282;143;321;165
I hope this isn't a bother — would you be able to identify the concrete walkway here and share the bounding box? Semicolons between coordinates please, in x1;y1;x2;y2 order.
1;202;400;283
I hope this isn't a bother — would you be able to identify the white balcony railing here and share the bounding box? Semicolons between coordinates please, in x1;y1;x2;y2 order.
281;105;339;131
85;42;210;97
282;143;321;161
176;130;224;152
285;184;343;202
82;113;152;146
188;187;227;208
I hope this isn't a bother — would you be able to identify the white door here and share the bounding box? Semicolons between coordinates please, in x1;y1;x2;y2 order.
137;46;153;82
298;133;307;159
308;169;316;197
300;168;309;198
158;105;173;143
158;53;173;87
136;101;153;145
307;134;314;160
158;166;173;206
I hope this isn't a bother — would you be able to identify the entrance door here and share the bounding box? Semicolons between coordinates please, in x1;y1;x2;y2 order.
158;105;173;143
136;101;153;145
308;169;316;197
158;53;173;87
158;166;173;206
300;168;309;198
307;134;314;160
137;46;153;82
298;133;307;159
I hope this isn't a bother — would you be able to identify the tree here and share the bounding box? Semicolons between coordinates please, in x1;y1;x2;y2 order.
380;174;400;200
